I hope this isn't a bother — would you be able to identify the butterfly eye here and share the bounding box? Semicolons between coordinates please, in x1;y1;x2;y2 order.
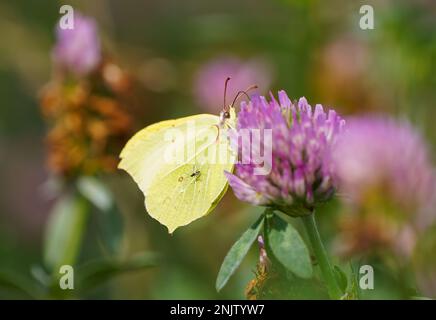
223;111;230;119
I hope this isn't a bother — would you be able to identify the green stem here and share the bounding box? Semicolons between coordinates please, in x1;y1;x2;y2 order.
302;213;342;299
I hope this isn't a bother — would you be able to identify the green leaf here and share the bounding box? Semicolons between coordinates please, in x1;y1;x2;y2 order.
348;262;361;299
334;265;348;292
77;177;123;255
43;192;89;273
267;214;312;279
76;252;159;293
0;268;43;299
215;215;264;292
96;204;124;255
77;177;112;211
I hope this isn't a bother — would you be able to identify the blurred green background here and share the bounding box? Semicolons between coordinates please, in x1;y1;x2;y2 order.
0;0;434;299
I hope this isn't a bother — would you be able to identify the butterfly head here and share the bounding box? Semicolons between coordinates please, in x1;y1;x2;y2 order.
220;77;257;128
219;106;236;128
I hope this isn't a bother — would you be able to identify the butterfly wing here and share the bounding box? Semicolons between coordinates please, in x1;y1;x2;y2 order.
119;113;235;233
118;114;218;195
146;123;235;233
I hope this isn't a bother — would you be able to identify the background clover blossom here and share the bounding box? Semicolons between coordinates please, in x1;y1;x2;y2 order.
193;57;272;112
332;117;435;223
53;13;101;76
41;13;139;178
225;91;345;215
331;117;435;257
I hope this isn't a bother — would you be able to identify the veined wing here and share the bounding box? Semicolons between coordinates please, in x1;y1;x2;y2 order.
118;114;219;195
145;126;236;233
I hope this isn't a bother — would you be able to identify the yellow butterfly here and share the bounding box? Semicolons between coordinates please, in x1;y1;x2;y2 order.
118;79;254;233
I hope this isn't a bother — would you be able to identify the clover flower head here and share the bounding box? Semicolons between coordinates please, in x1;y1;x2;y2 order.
53;13;101;76
225;91;345;215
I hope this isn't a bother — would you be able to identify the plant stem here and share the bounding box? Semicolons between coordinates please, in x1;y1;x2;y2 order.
302;213;343;299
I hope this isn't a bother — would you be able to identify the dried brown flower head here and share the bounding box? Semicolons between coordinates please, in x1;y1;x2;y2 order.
40;59;135;178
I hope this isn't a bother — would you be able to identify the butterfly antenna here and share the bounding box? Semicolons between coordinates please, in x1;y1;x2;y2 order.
245;84;259;93
230;84;258;109
223;77;231;111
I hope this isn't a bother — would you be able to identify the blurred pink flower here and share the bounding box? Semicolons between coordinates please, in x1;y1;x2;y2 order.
53;13;101;76
331;116;435;259
332;116;434;221
193;57;273;112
